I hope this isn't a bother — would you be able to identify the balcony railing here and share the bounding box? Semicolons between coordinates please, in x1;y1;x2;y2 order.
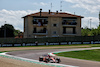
32;20;48;25
63;32;76;35
33;30;47;35
33;31;46;33
62;22;77;26
63;33;76;35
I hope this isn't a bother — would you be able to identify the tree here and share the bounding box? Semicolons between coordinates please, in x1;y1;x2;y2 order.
14;30;21;36
81;25;100;36
97;25;100;35
81;27;91;36
0;24;15;38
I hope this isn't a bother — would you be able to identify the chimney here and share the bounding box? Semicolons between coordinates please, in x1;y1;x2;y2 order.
49;10;50;14
40;8;42;16
56;11;58;14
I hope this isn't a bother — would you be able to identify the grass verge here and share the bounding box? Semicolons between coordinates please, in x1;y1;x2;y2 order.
91;44;100;47
0;51;8;53
0;44;100;52
56;49;100;61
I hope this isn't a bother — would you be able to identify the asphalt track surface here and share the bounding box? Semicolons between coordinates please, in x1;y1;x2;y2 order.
7;47;100;67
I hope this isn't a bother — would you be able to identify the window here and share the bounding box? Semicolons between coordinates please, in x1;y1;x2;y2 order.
53;31;56;34
66;28;73;34
63;27;76;34
53;24;57;27
73;27;76;34
33;27;36;33
63;27;66;34
43;28;46;33
33;17;48;25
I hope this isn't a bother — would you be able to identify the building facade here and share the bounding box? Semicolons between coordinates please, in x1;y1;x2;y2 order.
23;10;84;38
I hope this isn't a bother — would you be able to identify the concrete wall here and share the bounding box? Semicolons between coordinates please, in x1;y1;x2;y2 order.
23;16;82;38
47;17;62;37
76;17;81;36
24;17;28;38
27;16;33;38
24;16;33;38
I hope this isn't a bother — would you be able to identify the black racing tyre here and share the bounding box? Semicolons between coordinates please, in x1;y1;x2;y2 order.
56;58;61;63
39;57;43;61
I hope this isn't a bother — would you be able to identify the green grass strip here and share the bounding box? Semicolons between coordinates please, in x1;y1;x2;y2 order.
56;49;100;62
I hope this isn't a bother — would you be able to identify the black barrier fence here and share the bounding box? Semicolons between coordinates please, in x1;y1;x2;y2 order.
0;35;100;47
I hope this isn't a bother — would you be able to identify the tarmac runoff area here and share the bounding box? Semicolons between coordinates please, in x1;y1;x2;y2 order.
0;52;78;67
0;53;71;67
0;47;100;67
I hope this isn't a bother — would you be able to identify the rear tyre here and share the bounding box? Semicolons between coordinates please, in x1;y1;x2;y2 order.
39;56;43;61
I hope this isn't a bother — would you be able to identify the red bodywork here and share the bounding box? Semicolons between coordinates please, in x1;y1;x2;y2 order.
39;55;61;63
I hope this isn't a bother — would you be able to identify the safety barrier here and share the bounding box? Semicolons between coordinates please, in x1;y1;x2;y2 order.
0;35;100;47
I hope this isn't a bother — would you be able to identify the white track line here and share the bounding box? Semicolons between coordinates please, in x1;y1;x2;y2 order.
0;52;79;67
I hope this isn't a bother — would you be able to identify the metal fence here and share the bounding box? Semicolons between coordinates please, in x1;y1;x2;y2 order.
0;35;100;47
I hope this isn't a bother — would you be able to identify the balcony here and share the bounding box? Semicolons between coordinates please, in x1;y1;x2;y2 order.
63;32;76;35
62;21;77;26
33;29;47;35
33;33;47;35
63;31;76;35
32;20;48;26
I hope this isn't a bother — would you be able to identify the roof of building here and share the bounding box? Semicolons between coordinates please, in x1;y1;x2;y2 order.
23;12;84;18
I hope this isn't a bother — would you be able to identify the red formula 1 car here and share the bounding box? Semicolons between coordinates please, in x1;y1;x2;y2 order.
39;55;61;63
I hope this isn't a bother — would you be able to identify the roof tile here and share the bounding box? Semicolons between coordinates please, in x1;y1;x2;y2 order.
23;12;84;18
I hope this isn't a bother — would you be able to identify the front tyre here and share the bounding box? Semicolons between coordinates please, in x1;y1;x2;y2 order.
56;58;61;63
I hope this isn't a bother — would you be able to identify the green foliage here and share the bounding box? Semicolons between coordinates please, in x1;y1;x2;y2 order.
57;49;100;61
0;24;15;37
0;24;22;38
81;25;100;36
14;30;21;36
97;25;100;35
81;27;90;36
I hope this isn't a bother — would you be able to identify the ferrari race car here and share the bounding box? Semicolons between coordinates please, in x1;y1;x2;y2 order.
39;54;61;63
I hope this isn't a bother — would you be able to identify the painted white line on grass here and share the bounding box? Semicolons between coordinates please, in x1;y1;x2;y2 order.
0;53;79;67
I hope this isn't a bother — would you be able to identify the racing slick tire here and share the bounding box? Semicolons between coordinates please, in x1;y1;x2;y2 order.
56;58;61;63
39;56;43;61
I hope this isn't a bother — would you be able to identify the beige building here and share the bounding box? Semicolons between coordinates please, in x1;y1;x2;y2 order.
22;9;84;38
